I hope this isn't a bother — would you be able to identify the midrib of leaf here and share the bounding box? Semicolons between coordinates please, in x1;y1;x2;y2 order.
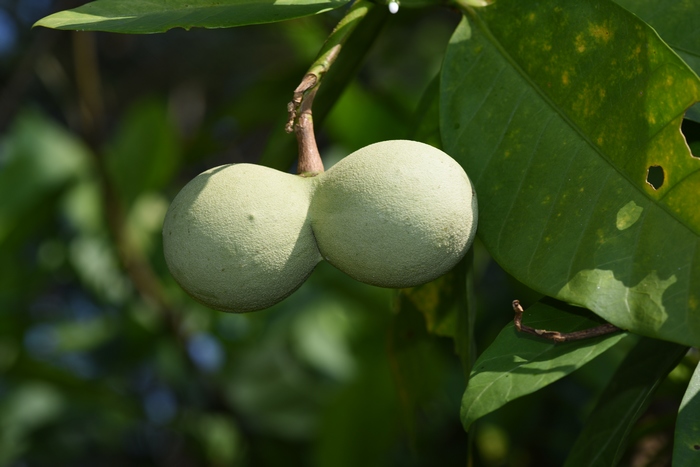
469;9;699;240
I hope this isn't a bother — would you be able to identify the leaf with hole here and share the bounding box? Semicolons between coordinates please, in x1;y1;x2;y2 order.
34;0;351;34
460;301;631;431
441;0;700;347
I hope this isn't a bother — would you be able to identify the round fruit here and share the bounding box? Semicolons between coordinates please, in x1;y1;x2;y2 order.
162;164;321;312
309;140;477;288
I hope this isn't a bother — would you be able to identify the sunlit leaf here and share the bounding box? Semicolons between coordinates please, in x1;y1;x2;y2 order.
673;358;700;465
441;0;700;346
34;0;351;34
564;338;687;466
461;301;632;431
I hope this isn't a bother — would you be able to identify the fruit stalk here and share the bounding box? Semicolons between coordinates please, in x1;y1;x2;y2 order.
287;0;375;175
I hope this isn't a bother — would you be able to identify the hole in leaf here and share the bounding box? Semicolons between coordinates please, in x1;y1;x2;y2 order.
682;117;700;159
646;166;664;190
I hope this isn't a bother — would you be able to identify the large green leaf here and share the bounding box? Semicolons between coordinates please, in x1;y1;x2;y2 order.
615;0;700;76
564;338;687;466
441;0;700;347
461;301;631;431
34;0;350;34
673;359;700;465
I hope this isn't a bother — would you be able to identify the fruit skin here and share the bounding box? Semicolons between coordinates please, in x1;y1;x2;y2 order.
162;164;321;312
310;140;477;288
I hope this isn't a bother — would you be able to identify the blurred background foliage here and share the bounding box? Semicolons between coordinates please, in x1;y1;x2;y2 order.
0;0;696;465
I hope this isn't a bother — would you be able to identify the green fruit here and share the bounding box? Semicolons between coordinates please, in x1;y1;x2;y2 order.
310;140;477;288
162;164;321;312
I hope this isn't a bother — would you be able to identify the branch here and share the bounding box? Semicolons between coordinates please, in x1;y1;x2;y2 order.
512;300;621;343
287;0;375;175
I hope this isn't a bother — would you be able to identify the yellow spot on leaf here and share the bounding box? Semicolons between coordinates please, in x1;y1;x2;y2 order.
589;23;613;42
562;72;570;85
575;34;586;53
616;201;643;230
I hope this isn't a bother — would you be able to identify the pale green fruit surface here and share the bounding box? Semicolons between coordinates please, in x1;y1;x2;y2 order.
310;140;478;288
162;164;321;312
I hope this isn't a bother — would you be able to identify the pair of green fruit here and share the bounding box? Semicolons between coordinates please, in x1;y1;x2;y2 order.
162;140;478;312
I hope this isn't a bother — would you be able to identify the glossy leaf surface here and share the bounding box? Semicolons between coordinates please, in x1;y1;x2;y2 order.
564;338;687;466
35;0;350;34
441;0;700;346
461;301;631;431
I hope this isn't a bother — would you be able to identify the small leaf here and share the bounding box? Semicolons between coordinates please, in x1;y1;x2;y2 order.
564;337;687;466
461;301;631;431
673;359;700;465
35;0;351;34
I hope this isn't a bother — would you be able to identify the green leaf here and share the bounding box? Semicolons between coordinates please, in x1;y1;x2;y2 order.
105;97;181;205
409;73;442;149
615;0;700;76
440;1;700;347
686;104;700;125
0;109;88;244
674;359;700;465
564;338;687;466
388;290;450;442
34;0;351;34
461;301;631;431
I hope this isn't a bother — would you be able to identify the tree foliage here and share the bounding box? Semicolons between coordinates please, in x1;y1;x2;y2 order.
0;0;698;464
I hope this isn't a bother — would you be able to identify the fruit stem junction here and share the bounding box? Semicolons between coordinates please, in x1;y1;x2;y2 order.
287;0;374;176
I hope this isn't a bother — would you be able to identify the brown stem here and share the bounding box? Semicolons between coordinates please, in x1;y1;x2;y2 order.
295;86;324;175
512;300;621;343
286;0;374;176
